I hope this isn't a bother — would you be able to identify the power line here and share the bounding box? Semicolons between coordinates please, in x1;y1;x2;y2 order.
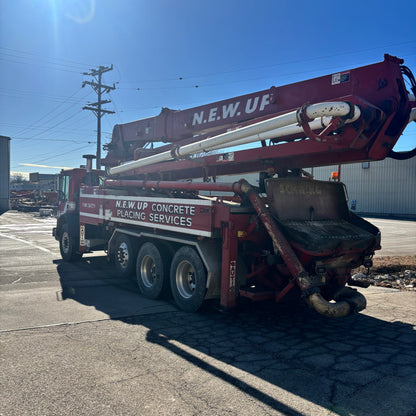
10;144;94;170
121;40;416;87
0;123;97;135
108;91;123;124
0;47;94;70
20;110;87;141
13;126;106;135
12;139;88;164
0;88;87;102
31;144;93;164
12;137;91;143
10;87;90;137
0;57;85;74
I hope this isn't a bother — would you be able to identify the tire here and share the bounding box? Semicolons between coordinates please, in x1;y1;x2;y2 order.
114;234;137;278
170;246;206;312
59;223;82;262
136;242;169;299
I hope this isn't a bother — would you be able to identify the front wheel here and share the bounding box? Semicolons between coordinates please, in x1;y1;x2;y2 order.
136;242;169;299
170;246;206;312
59;224;82;262
114;234;137;278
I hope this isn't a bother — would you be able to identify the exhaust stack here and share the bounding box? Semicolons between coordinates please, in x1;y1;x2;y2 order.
83;154;96;173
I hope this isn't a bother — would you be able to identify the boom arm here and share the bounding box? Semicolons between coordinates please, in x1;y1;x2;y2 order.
103;54;415;180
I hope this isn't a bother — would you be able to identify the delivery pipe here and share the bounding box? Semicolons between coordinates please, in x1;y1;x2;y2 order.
306;287;367;318
205;117;333;151
205;112;363;151
104;178;239;193
201;103;361;151
109;102;359;176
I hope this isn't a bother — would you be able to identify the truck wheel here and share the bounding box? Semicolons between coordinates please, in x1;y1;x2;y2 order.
136;242;169;299
59;224;82;262
170;246;206;312
114;234;137;278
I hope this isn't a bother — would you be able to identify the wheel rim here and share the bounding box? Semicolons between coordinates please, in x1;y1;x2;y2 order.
175;260;195;299
61;232;70;254
117;242;129;269
140;255;156;288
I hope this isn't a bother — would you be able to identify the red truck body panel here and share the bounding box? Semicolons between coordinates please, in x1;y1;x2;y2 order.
79;187;214;237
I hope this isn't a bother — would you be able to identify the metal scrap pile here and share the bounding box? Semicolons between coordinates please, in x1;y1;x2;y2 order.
10;190;57;213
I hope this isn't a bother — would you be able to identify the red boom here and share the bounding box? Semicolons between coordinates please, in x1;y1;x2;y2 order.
103;54;414;182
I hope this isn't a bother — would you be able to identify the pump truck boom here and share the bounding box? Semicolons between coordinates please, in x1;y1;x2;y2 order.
53;54;416;317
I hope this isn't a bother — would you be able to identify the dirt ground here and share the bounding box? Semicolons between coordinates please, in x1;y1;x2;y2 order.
353;255;416;290
370;255;416;273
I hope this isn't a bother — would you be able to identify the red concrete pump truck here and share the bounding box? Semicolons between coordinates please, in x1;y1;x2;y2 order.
53;55;416;317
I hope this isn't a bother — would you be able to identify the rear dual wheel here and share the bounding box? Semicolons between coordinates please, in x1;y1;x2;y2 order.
170;246;206;312
115;236;207;311
136;242;169;299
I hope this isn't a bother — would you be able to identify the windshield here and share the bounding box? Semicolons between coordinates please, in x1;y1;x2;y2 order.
59;175;69;202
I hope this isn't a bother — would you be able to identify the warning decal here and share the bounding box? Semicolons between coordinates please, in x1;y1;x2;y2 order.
332;72;350;85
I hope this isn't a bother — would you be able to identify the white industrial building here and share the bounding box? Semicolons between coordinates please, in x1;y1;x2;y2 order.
306;157;416;218
214;156;416;219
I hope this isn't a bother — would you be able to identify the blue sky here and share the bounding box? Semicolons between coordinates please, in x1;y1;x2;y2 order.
1;0;415;175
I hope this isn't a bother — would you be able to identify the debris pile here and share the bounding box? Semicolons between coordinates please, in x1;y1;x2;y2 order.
10;190;57;213
351;256;416;291
351;270;416;291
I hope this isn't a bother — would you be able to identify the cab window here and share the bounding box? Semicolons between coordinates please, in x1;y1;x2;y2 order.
59;175;69;202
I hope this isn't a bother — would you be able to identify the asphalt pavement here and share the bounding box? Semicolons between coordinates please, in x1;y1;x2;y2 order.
365;217;416;256
0;211;415;416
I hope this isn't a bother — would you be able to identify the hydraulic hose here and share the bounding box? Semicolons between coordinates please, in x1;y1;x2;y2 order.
387;68;416;161
388;148;416;160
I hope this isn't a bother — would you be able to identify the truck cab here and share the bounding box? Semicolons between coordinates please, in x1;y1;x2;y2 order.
53;161;103;261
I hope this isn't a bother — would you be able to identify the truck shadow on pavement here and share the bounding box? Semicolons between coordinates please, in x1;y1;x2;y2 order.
57;257;416;416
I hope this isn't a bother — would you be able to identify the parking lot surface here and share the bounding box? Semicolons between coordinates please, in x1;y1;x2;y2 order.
1;211;415;416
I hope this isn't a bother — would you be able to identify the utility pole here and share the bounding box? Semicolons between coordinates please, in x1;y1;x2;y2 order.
82;65;115;169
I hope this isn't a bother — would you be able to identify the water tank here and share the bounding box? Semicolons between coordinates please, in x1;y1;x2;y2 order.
0;136;11;214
